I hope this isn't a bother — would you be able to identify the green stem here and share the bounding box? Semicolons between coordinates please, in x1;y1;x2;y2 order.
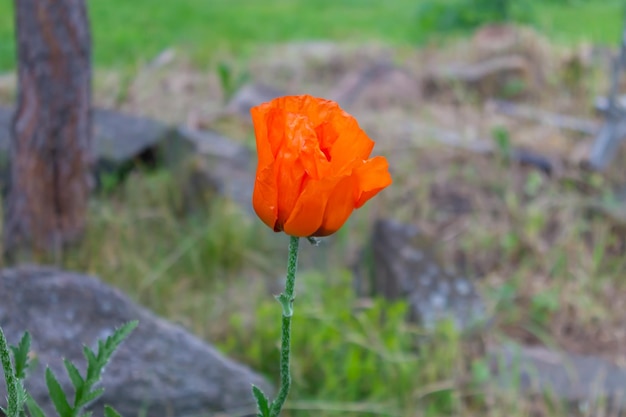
0;326;21;417
269;235;300;417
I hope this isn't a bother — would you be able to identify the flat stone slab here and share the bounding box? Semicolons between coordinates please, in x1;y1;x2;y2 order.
93;108;170;163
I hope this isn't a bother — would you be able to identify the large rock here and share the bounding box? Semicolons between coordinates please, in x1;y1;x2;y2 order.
0;266;272;417
354;219;487;331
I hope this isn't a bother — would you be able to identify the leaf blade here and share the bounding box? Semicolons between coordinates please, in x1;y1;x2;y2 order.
252;385;271;417
45;368;73;417
74;387;104;410
10;332;31;380
103;405;122;417
25;395;46;417
64;359;84;392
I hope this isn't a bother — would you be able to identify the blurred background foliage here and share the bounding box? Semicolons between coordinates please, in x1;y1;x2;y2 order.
0;0;622;71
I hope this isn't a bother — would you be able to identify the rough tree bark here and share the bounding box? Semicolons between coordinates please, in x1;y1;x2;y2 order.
4;0;92;258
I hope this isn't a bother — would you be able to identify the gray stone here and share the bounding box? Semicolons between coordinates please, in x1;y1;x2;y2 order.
93;108;170;165
164;127;255;214
225;83;285;118
0;266;272;417
354;219;487;332
490;344;626;413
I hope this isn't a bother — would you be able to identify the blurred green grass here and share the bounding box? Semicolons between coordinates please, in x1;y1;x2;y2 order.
536;1;624;45
0;0;623;72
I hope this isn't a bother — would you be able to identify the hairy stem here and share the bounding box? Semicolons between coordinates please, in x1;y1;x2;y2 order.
270;235;300;417
0;326;21;417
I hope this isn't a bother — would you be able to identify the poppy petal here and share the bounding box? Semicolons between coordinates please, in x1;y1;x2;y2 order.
273;111;331;227
250;105;275;170
315;175;358;236
282;176;339;237
353;156;392;208
252;162;279;231
329;125;375;172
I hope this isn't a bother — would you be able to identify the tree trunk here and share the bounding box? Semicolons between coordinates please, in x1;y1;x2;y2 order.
4;0;92;258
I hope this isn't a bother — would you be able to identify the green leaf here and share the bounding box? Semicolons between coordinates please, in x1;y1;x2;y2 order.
86;321;137;384
275;293;293;317
75;387;104;409
10;332;31;380
74;321;137;415
45;368;73;417
251;385;270;417
82;347;98;382
25;395;46;417
64;359;85;391
103;405;123;417
101;321;137;358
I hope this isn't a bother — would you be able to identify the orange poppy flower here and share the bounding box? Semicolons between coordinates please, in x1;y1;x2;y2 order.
251;95;392;237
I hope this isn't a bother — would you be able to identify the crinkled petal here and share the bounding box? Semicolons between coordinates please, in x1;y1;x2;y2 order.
292;117;332;180
274;157;306;230
272;112;323;228
353;156;392;208
328;123;375;172
282;176;340;237
315;175;358;236
252;163;279;231
250;105;275;170
273;95;336;126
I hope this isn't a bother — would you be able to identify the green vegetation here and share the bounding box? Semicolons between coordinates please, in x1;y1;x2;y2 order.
537;1;625;44
0;0;623;71
415;0;536;36
222;271;465;417
47;145;624;416
0;322;136;417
